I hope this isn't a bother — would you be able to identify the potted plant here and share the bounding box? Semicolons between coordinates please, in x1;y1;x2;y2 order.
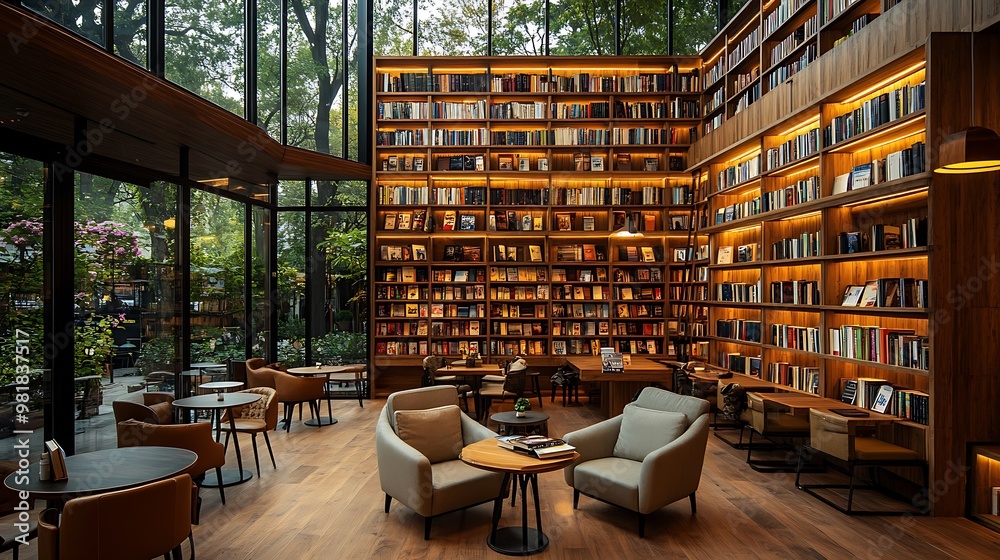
513;398;531;418
336;309;353;331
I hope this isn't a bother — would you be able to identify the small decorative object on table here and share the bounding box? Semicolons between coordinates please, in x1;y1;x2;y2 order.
513;398;531;418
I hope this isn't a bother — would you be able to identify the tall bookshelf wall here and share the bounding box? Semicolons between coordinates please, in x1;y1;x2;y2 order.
690;31;1000;516
372;56;705;368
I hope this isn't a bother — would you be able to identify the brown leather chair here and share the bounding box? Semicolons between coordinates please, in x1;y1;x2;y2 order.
0;460;36;559
38;474;193;560
245;358;278;389
112;391;175;425
117;419;227;508
220;387;279;477
273;370;327;432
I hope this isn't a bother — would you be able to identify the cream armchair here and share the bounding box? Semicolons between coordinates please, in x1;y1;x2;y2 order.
563;387;710;537
376;386;506;540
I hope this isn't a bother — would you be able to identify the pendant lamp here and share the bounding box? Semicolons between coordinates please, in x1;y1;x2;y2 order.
934;1;1000;174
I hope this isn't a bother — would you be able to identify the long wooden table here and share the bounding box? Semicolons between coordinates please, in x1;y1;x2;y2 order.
566;356;674;417
747;392;900;423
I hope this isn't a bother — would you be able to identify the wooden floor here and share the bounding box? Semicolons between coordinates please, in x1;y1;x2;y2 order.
20;397;1000;559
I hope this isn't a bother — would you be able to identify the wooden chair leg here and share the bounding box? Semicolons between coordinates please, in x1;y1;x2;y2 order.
384;493;392;513
573;489;580;509
689;492;697;514
262;430;277;469
215;467;226;504
356;380;364;407
424;516;432;540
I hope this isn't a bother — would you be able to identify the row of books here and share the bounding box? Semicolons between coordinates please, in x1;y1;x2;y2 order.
553;285;608;301
822;81;926;146
765;127;820;170
763;0;816;37
613;340;665;354
614;321;666;336
717;244;758;264
670;266;708;283
432;285;485;301
716;319;763;342
828;326;929;370
770;323;822;352
820;0;869;25
491;101;545;120
432;101;487;120
724;353;762;378
555;244;606;262
379;244;426;262
491;285;549;300
770;280;820;305
489;130;549;146
431;128;488;146
716;281;762;303
488;188;548;206
610;127;695;145
431;269;486;282
713;176;821;225
549;71;701;93
767;43;817;90
768;13;819;64
839;278;928;308
377;186;430;205
616;246;664;263
552;339;603;355
771;231;821;260
733;82;762;115
491;73;550;92
492;244;543;262
553;321;608;336
431;321;485;336
442;245;483;261
675;244;711;262
430;303;486;318
377;101;430;120
380;155;428;172
432;340;485;356
731;67;760;97
376;129;426;146
489;266;548;282
718;154;762;191
490;321;547;336
375;341;428;356
553;186;672;206
613;286;663;300
552;102;611;119
728;26;761;69
768;362;821;394
490;339;547;356
704;57;726;88
376;303;428;318
552;268;606;282
375;321;425;336
377;72;485;93
552;302;610;318
669;285;707;301
490;303;547;318
375;285;428;301
377;266;428;283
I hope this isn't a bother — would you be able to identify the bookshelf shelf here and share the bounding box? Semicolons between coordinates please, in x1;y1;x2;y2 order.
822;110;926;154
763;0;818;43
373;55;701;368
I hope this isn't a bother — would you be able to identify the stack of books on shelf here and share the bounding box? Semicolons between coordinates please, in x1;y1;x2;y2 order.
770;323;822;352
726;353;762;377
716;281;762;302
716;319;762;342
823;81;926;146
771;231;821;260
839;278;928;308
765;127;820;170
767;362;820;394
769;280;820;304
828;326;929;370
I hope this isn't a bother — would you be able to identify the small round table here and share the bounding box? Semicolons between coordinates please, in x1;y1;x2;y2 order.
287;365;345;426
460;439;578;556
200;380;245;400
172;392;261;487
490;411;549;437
4;446;197;508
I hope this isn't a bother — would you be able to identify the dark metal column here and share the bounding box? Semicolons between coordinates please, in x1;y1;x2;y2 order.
280;0;288;145
358;0;374;164
247;0;259;123
178;147;191;396
149;0;165;77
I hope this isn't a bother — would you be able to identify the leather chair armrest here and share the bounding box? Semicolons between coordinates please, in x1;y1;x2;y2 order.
142;392;175;407
562;415;623;487
37;508;59;560
375;409;433;516
638;414;710;514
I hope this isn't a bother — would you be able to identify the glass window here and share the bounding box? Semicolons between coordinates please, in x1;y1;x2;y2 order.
418;0;488;55
674;0;719;55
73;174;179;451
189;191;246;374
373;0;414;56
623;0;670;55
23;0;105;47
549;0;614;55
165;0;246;116
258;0;283;140
250;206;271;359
309;211;368;365
492;0;546;56
286;0;344;156
311;180;368;207
278;180;307;208
346;0;362;161
0;153;46;462
276;211;306;366
114;0;148;67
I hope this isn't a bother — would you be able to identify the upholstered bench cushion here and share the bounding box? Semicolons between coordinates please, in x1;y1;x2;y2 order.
854;437;920;461
395;405;464;464
613;404;687;462
574;457;641;511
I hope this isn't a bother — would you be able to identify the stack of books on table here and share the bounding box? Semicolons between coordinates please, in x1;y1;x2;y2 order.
496;435;577;459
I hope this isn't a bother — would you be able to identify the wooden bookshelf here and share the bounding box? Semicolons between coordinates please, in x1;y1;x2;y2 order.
372;56;704;380
687;28;1000;517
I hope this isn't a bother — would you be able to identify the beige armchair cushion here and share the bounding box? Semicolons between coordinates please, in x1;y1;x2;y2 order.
395;405;464;464
613;405;687;462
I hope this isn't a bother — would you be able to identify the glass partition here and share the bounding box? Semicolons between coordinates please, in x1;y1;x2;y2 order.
0;153;46;461
674;0;719;55
114;0;149;67
492;0;546;56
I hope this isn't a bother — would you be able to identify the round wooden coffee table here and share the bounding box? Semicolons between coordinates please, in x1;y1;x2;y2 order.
490;411;549;437
460;439;577;556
